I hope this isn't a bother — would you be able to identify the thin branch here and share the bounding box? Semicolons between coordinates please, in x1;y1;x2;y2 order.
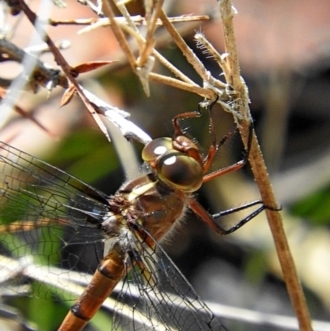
118;22;195;85
194;32;231;89
152;49;196;85
17;0;111;141
0;39;68;91
136;0;163;68
218;1;241;90
114;1;140;33
218;1;313;330
101;0;137;71
149;73;214;98
49;15;210;28
158;8;210;83
158;8;230;102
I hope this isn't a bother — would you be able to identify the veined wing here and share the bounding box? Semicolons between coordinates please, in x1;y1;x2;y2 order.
111;226;227;331
0;141;111;299
0;141;228;330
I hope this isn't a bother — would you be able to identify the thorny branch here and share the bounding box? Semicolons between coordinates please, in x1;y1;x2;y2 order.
0;39;68;91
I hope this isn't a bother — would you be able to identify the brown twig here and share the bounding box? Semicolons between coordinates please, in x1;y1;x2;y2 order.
117;22;196;86
101;0;137;71
158;9;231;102
50;15;209;27
158;8;211;84
136;0;163;68
149;73;214;98
0;39;67;91
17;0;111;141
218;1;313;330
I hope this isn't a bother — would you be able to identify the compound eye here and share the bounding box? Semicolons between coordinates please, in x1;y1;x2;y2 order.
157;151;203;192
142;137;173;162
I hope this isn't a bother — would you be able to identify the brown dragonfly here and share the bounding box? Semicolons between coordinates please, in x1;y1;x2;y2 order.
0;102;265;331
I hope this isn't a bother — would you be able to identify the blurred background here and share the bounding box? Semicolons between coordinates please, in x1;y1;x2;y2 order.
0;0;330;330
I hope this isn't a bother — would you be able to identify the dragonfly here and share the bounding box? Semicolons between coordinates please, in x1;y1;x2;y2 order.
0;100;266;331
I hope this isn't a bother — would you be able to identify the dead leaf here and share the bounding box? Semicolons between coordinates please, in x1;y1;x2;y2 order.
61;84;76;107
71;60;116;75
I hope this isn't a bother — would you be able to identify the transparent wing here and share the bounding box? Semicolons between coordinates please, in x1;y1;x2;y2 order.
111;229;228;331
0;141;111;299
0;141;228;330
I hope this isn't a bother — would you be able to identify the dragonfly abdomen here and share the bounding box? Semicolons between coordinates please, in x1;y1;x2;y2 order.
58;242;126;331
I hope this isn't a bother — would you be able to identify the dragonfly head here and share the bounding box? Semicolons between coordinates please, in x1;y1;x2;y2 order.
142;137;203;192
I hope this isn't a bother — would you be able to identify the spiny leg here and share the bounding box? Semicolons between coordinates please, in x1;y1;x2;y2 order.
173;97;224;174
202;125;238;174
189;199;262;235
190;122;279;234
202;124;253;183
189;199;279;235
172;97;218;135
211;201;266;235
172;105;202;137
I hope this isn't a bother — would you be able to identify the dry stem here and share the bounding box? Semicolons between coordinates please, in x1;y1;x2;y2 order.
17;0;112;141
218;1;312;330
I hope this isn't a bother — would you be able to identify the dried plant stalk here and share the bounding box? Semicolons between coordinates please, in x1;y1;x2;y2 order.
218;1;312;330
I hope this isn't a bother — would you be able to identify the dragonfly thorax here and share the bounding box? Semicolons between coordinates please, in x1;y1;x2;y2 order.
105;173;188;244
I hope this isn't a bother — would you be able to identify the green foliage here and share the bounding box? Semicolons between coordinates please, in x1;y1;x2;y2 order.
291;185;330;225
47;129;120;184
244;250;268;284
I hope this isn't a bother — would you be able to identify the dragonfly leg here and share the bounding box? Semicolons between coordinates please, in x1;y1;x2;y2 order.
202;123;253;183
214;202;282;234
189;199;280;235
172;96;218;137
212;201;265;235
173;96;243;175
